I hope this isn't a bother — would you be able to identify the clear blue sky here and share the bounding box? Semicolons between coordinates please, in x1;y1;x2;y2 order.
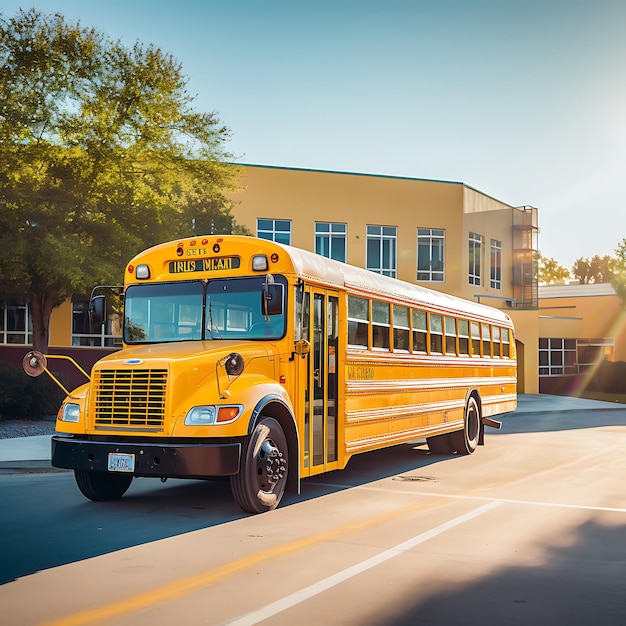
3;0;626;268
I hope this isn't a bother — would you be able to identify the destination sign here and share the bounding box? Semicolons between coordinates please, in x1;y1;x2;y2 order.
168;257;240;274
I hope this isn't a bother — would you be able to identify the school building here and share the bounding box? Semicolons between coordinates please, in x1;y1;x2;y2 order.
1;163;624;395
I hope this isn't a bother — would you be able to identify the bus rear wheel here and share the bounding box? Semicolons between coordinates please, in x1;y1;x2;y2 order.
426;396;481;455
231;417;288;514
74;470;133;501
450;395;481;455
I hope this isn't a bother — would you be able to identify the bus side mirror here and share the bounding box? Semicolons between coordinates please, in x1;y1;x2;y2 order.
89;295;106;328
262;283;284;317
294;339;310;358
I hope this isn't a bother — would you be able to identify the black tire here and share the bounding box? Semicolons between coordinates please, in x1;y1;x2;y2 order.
449;395;481;455
230;417;288;514
74;470;133;501
427;396;481;455
426;432;454;454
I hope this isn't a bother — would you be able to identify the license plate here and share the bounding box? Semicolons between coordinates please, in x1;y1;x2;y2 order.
108;452;135;473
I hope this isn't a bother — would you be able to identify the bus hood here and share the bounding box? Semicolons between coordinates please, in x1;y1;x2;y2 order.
95;340;275;367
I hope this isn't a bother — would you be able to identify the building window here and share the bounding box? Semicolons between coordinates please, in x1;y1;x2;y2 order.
469;232;482;286
0;300;31;344
315;222;346;262
491;239;502;289
539;338;577;376
72;298;122;347
257;219;291;245
417;228;445;282
539;337;615;376
367;225;397;277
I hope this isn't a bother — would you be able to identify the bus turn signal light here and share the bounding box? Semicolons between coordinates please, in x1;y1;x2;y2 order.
217;406;241;423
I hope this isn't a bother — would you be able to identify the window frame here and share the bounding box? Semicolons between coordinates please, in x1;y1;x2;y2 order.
417;228;445;282
366;225;397;278
490;239;502;290
315;222;347;262
469;232;482;286
257;218;292;245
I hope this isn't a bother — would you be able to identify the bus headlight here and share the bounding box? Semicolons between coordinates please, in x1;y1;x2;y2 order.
185;405;242;425
60;403;80;423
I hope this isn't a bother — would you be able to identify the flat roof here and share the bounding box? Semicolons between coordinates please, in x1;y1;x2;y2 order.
539;282;617;298
234;162;517;208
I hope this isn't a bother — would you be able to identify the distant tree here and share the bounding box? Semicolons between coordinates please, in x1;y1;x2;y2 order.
537;254;571;284
611;239;626;306
0;9;241;353
571;255;614;284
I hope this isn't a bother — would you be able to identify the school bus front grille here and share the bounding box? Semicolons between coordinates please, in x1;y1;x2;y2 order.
92;369;168;430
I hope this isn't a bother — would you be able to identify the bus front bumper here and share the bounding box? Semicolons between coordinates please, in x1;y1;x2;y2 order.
51;435;241;478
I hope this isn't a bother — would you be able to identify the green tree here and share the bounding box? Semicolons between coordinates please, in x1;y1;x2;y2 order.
611;239;626;306
571;255;614;284
537;254;571;284
0;9;241;353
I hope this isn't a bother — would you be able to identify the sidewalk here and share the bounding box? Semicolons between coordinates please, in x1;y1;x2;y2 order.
0;394;624;471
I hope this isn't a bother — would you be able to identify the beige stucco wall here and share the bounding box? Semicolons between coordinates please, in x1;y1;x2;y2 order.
508;309;540;394
538;292;626;361
232;165;467;286
231;166;520;302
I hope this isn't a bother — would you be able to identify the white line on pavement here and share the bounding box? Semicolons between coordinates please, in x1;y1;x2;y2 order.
225;500;501;626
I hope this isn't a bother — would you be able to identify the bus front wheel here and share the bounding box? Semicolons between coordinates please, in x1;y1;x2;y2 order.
74;470;133;501
231;417;288;514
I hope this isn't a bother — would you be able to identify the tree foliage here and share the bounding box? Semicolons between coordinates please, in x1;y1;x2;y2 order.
571;255;615;285
537;254;571;284
0;9;241;352
611;239;626;307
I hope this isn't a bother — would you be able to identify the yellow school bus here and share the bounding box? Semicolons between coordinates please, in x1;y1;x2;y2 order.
32;235;516;513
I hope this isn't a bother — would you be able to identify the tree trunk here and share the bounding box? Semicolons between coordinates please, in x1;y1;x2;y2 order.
28;293;55;354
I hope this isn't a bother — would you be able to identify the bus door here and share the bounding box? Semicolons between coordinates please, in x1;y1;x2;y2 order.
296;286;339;476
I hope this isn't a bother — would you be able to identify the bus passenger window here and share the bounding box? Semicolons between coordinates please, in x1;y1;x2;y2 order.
372;300;390;350
348;295;369;348
492;326;501;357
393;305;410;352
458;319;469;355
502;328;511;358
444;316;457;355
482;324;491;357
412;309;427;353
430;313;443;353
470;322;481;356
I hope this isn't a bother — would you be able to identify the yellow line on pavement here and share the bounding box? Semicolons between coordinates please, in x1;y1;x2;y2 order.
41;496;444;626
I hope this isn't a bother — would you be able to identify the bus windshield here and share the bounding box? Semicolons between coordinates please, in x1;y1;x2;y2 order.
124;276;286;344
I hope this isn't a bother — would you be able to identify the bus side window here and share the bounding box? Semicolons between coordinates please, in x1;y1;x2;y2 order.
430;313;443;354
348;295;369;348
412;309;427;353
502;328;511;358
393;305;410;352
493;326;501;357
372;300;390;350
444;316;457;355
458;319;469;355
482;324;491;357
470;322;481;356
